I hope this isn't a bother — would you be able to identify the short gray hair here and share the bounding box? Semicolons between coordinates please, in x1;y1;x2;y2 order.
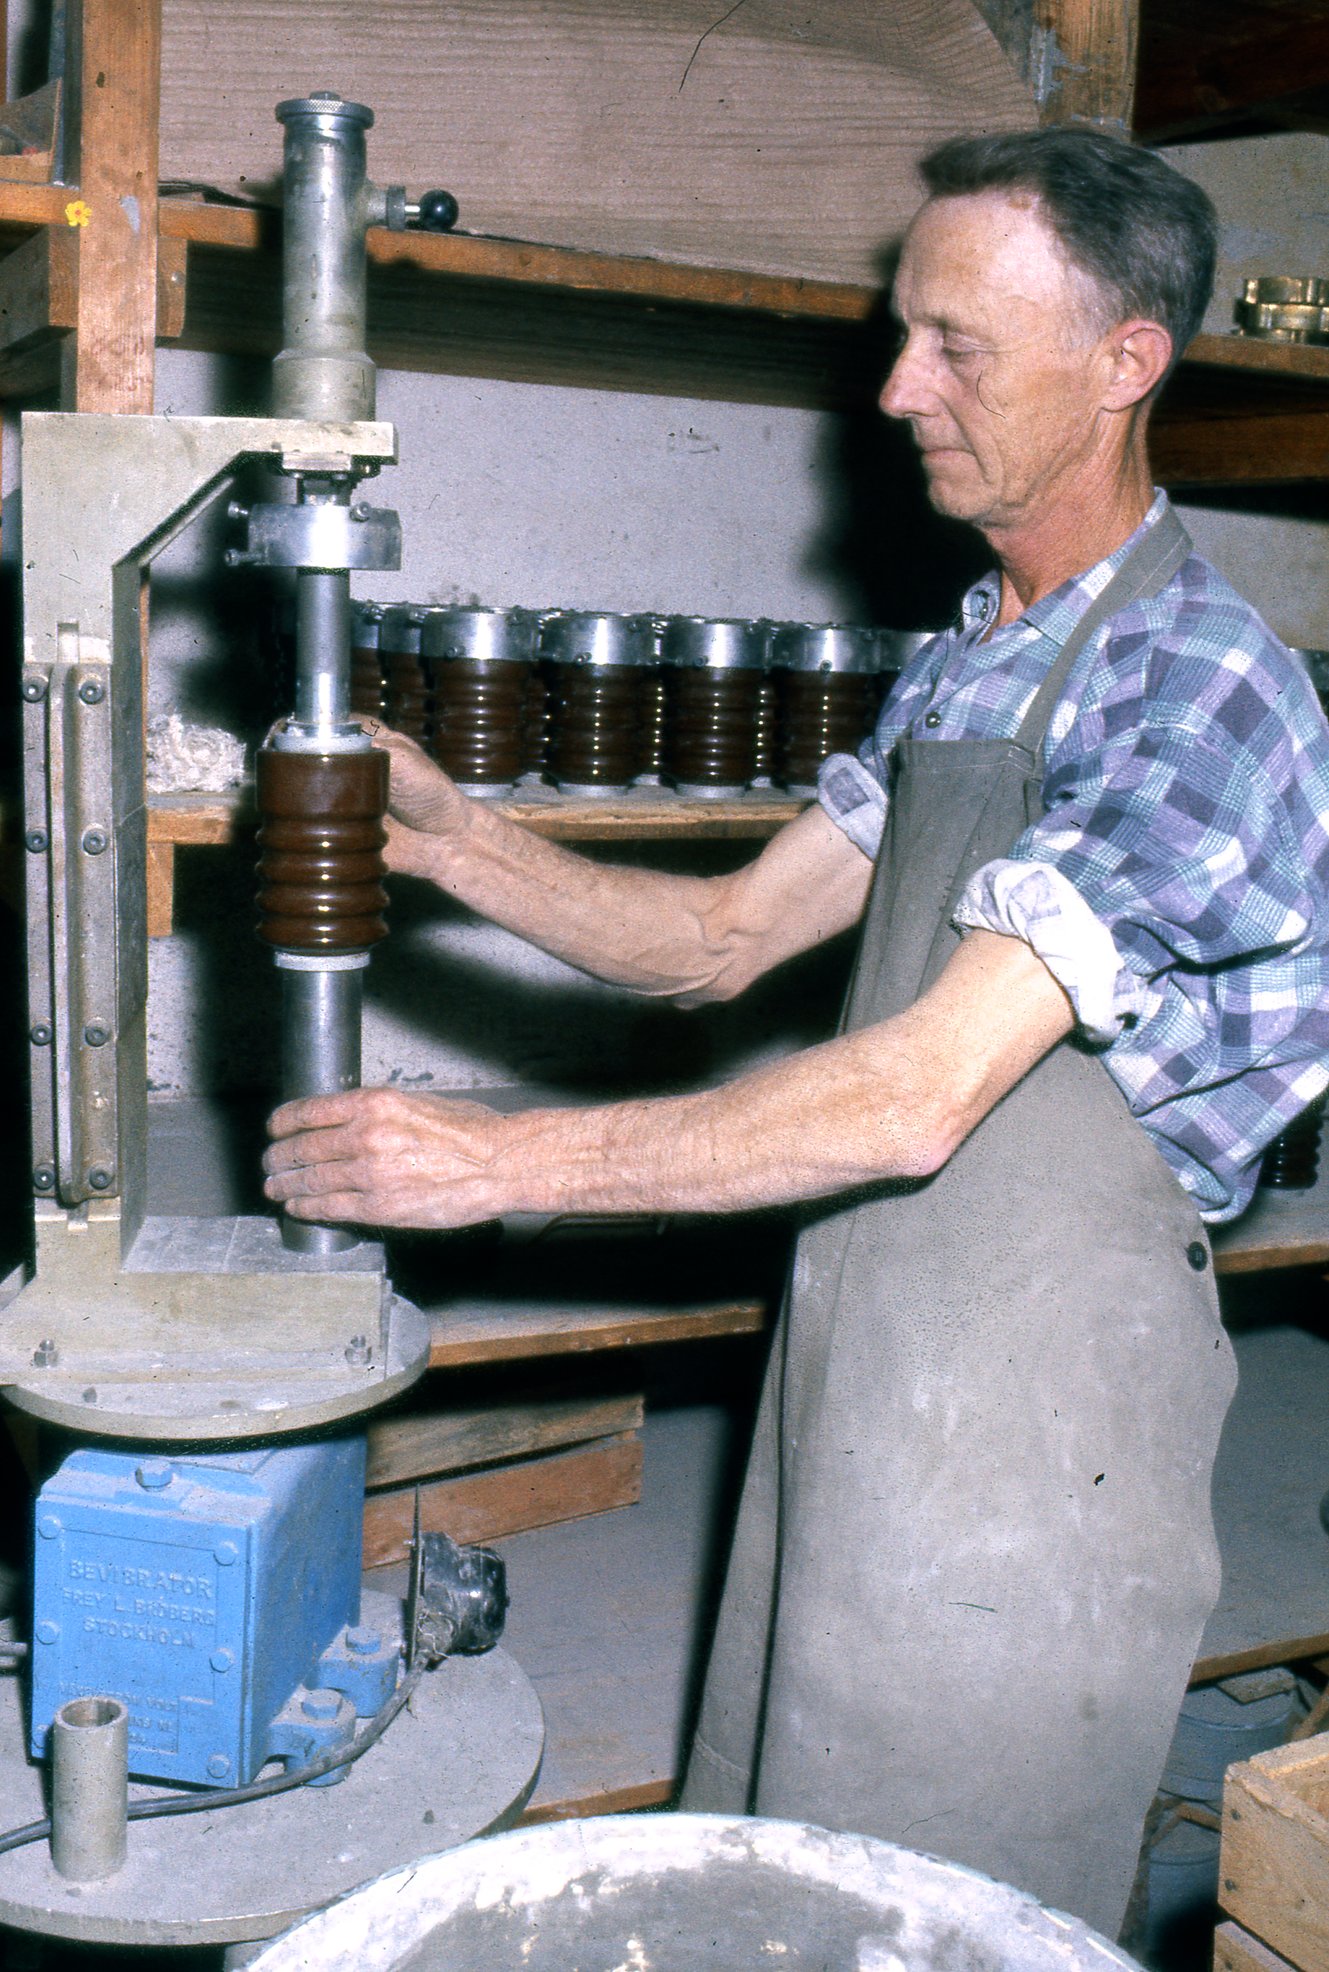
917;127;1217;367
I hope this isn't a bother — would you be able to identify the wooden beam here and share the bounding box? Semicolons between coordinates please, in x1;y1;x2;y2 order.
0;226;184;396
975;0;1137;128
362;1431;643;1563
61;0;162;411
365;1392;645;1490
1135;0;1329;144
428;1300;768;1370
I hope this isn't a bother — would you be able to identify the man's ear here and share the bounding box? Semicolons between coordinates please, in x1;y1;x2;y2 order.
1102;318;1174;410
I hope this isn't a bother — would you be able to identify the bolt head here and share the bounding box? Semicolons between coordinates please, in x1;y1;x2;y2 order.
32;1166;55;1191
214;1541;240;1567
346;1626;381;1656
210;1648;235;1673
35;1620;59;1645
206;1754;231;1780
87;1167;113;1191
301;1688;341;1720
136;1458;173;1491
77;679;105;705
21;674;47;702
36;1515;61;1541
29;1023;52;1047
81;828;107;856
83;1024;110;1048
25;830;48;854
32;1340;58;1368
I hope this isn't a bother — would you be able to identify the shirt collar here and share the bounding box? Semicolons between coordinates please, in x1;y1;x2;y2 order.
957;490;1171;647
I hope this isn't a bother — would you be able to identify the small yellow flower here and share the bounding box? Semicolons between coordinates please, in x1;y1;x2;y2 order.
64;199;91;228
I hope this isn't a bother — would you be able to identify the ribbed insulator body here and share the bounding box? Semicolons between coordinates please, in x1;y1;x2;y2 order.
664;667;762;792
548;667;645;790
430;661;530;786
349;602;386;717
777;672;881;792
752;671;779;784
381;609;431;741
256;748;389;952
520;665;552;778
1260;1096;1325;1190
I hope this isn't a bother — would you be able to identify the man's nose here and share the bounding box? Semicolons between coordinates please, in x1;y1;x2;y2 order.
879;335;928;420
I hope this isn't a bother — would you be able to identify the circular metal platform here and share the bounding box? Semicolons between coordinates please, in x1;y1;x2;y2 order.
0;1644;543;1948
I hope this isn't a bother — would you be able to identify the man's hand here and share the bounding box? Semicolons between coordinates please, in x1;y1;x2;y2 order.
364;724;469;875
263;1088;513;1229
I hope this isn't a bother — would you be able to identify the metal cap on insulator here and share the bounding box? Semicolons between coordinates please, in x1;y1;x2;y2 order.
660;617;766;671
418;606;540;664
539;612;658;668
769;623;882;675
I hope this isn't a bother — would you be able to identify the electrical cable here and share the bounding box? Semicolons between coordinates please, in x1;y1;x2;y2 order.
0;1660;425;1858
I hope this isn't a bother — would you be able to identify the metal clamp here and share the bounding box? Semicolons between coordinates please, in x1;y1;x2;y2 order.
230;500;402;572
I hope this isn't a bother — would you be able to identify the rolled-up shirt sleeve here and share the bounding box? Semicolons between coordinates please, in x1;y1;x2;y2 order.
816;749;888;860
954;714;1320;1054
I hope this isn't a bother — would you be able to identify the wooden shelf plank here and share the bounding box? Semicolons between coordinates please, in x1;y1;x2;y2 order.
428;1299;768;1370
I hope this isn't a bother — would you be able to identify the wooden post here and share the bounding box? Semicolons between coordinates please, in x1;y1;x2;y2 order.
975;0;1137;130
59;0;162;412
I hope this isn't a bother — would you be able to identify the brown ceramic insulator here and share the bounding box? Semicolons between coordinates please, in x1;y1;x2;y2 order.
384;649;431;741
430;659;531;786
664;667;762;791
256;747;389;953
350;643;386;718
520;664;552;778
777;672;881;791
550;666;645;789
1259;1095;1326;1190
637;669;666;778
753;674;779;782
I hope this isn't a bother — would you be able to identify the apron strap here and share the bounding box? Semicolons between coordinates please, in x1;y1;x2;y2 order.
1013;503;1193;757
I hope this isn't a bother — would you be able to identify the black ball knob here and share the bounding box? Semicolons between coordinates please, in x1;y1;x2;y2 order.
416;189;459;232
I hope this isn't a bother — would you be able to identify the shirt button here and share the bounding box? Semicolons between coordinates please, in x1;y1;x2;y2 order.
924;710;942;729
975;595;991;621
1186;1241;1208;1272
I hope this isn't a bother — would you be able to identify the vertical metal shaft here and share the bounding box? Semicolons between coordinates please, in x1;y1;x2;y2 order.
279;963;364;1255
50;1696;129;1882
294;567;353;734
268;92;382;1255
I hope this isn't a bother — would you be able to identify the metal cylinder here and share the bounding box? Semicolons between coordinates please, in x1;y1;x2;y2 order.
294;567;354;735
272;93;376;422
50;1695;128;1882
279;962;365;1255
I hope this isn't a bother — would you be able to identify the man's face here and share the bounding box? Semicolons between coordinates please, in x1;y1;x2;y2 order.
880;190;1113;533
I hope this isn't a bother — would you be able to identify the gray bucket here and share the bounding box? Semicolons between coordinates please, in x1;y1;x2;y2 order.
248;1813;1143;1971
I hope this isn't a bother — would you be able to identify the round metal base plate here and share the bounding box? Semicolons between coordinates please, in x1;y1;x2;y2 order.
0;1645;543;1948
2;1295;432;1442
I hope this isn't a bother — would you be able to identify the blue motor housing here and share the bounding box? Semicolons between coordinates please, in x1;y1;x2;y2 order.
29;1437;396;1788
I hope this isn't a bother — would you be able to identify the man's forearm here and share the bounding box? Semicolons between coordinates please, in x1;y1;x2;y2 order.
396;796;871;1003
263;930;1076;1230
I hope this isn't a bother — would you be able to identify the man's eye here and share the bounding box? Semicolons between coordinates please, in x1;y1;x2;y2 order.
943;343;983;365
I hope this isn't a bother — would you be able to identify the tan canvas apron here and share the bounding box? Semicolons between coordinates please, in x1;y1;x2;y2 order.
681;506;1239;1940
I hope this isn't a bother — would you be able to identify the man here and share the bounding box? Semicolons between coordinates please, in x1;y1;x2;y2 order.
265;128;1329;1935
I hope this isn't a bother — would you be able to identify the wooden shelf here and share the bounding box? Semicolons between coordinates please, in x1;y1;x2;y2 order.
1212;1173;1329;1276
144;787;807;935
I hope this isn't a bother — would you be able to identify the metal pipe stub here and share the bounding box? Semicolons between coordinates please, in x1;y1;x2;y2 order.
273;93;377;422
50;1695;129;1882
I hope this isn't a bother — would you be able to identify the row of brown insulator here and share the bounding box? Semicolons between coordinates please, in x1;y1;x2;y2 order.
351;604;908;796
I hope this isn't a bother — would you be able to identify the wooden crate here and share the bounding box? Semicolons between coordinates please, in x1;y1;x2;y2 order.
1219;1739;1329;1972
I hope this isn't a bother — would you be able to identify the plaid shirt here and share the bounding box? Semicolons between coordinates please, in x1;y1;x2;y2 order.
818;494;1329;1222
